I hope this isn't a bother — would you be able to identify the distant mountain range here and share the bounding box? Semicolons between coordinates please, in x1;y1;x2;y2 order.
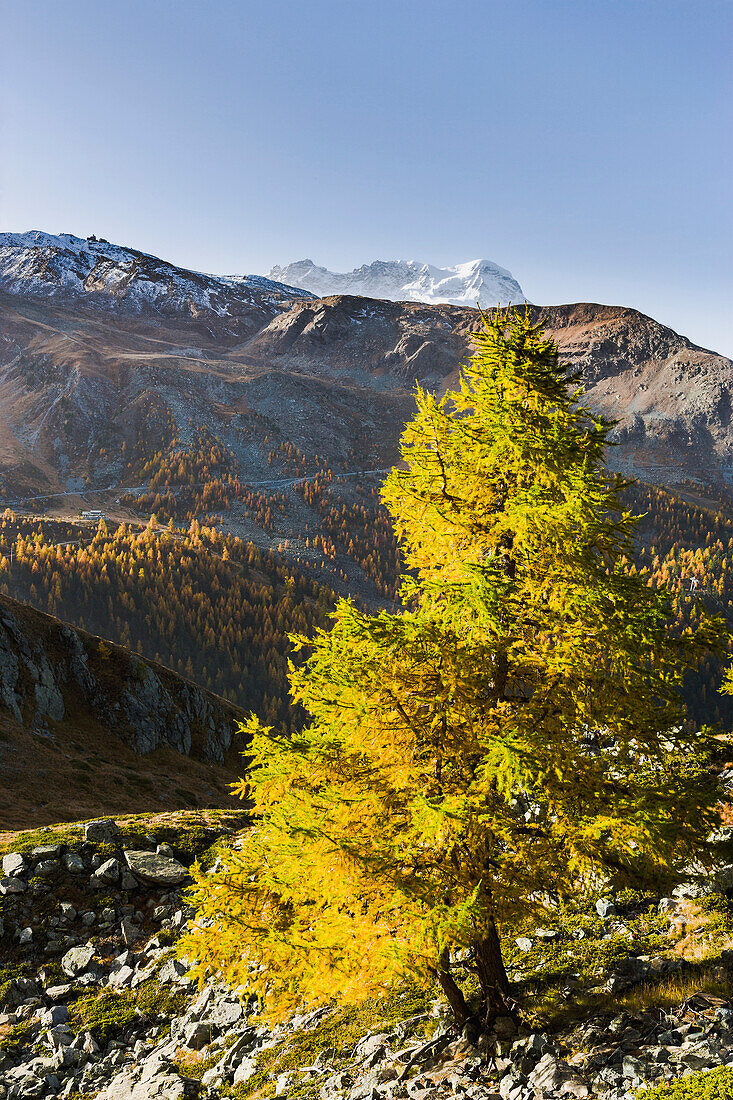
0;228;730;511
266;257;526;307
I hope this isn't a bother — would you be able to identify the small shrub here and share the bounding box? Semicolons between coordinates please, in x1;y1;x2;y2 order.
615;889;658;914
695;895;733;922
636;1064;733;1100
619;963;730;1015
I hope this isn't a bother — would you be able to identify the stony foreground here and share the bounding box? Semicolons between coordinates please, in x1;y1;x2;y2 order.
3;815;733;1100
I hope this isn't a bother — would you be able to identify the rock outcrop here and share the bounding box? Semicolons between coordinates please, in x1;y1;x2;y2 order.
0;594;240;763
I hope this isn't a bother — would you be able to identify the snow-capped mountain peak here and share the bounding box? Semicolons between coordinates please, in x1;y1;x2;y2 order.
0;231;313;318
266;257;526;308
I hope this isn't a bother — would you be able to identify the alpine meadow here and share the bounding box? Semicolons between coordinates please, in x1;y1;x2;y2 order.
184;311;729;1027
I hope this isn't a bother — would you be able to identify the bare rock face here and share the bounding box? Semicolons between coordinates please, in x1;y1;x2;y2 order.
246;296;733;491
0;593;241;763
532;304;733;488
244;295;465;384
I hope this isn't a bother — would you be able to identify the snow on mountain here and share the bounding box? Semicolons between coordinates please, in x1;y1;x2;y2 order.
0;231;312;317
266;258;527;308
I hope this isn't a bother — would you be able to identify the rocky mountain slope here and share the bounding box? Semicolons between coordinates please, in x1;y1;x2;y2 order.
3;809;733;1100
266;258;526;308
240;295;733;489
0;595;243;830
0;232;311;323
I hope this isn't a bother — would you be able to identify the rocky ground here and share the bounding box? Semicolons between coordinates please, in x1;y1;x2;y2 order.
3;814;733;1100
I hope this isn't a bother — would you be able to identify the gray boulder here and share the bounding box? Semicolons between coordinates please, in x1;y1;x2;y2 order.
500;1073;525;1100
183;1021;212;1050
109;965;135;989
39;1005;69;1028
61;944;95;977
672;880;712;899
32;844;62;859
85;819;120;844
209;999;244;1029
63;851;85;873
124;849;187;886
622;1055;652;1083
321;1071;355;1100
35;859;60;876
234;1055;261;1087
2;852;26;877
158;958;191;984
95;1056;201;1100
528;1053;589;1097
96;857;121;883
0;875;26;894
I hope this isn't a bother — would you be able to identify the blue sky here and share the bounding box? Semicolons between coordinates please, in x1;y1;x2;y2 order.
2;0;731;354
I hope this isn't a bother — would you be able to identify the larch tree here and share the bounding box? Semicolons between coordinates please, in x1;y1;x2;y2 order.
183;309;726;1027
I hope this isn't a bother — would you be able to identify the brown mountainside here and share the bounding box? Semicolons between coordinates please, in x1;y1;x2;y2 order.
0;287;730;516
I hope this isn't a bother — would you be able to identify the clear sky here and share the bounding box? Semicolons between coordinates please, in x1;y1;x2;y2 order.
1;0;731;354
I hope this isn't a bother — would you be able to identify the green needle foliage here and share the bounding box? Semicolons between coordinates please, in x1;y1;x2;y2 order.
184;309;727;1027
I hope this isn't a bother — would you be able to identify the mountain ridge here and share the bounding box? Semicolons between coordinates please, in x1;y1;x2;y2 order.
0;287;730;511
0;230;313;324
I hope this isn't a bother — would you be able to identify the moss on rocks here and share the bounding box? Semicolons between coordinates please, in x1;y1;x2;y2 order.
68;980;188;1045
0;823;83;857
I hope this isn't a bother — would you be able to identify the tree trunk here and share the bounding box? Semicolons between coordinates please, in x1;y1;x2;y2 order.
492;536;515;703
437;948;471;1026
474;918;513;1024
